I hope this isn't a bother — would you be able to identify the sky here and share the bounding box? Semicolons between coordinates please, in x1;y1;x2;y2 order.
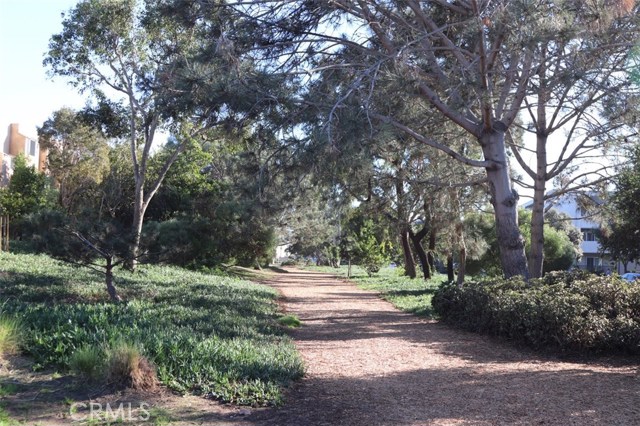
0;0;85;139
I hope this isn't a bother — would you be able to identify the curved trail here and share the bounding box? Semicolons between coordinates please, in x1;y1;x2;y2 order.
241;269;639;426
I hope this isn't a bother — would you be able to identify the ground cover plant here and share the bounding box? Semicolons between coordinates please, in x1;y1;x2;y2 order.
310;265;443;317
0;252;303;406
433;270;640;353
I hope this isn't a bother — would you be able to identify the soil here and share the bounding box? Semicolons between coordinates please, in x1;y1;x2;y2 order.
2;268;639;425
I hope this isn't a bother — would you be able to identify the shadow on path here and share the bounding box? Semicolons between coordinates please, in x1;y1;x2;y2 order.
244;269;640;426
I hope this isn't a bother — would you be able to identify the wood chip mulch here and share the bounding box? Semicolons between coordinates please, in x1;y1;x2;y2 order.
241;269;640;426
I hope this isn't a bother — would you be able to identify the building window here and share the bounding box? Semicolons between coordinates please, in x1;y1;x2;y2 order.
29;140;37;157
585;256;600;272
581;228;597;241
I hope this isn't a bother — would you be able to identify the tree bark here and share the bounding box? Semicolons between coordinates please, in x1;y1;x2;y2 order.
428;229;437;273
105;257;121;302
127;185;146;271
446;253;455;282
400;227;417;278
528;52;549;278
410;227;431;279
450;188;467;287
482;128;529;279
529;168;546;278
456;221;467;287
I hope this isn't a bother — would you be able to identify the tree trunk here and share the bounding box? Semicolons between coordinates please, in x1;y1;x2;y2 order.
400;228;417;278
446;253;455;282
451;188;467;287
105;257;121;302
410;227;431;279
428;229;437;273
529;130;547;278
127;184;146;271
456;221;467;287
348;258;352;278
482;128;529;279
529;170;546;278
529;47;548;279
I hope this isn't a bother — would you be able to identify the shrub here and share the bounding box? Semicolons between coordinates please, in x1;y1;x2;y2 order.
432;271;640;353
69;345;105;381
0;315;22;357
278;315;301;328
105;340;157;390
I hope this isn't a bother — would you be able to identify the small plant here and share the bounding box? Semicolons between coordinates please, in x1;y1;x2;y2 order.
105;340;157;390
0;383;19;397
147;407;172;426
69;345;105;381
278;315;301;328
0;315;22;358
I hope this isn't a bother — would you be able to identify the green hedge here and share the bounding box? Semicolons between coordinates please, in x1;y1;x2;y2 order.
432;271;640;353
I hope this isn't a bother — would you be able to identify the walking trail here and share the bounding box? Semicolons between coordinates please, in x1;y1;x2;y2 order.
242;268;639;426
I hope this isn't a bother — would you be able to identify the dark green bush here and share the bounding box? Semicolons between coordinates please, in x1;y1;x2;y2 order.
432;271;640;353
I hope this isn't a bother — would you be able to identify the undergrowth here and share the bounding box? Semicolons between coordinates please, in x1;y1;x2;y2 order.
0;252;303;406
433;270;640;353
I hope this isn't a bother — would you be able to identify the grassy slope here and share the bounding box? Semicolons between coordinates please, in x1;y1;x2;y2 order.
0;252;303;406
310;265;444;317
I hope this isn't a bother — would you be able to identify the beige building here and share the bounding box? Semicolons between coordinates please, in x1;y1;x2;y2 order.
1;123;47;186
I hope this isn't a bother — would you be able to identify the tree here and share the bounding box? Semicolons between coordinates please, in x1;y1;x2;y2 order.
222;0;640;278
465;209;578;276
508;1;640;278
45;0;266;269
38;107;110;213
342;212;391;276
600;144;640;265
22;209;129;302
0;154;52;219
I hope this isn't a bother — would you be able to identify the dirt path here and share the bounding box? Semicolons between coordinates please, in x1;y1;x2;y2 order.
244;269;640;426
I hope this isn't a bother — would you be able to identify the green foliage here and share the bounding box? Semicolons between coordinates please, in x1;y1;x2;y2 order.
465;209;578;276
433;271;640;353
0;315;22;357
278;315;301;328
0;154;53;219
601;144;640;263
0;252;303;405
342;213;391;276
38;107;111;214
69;345;105;381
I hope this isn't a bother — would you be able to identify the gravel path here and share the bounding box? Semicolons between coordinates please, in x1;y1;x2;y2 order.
243;269;640;426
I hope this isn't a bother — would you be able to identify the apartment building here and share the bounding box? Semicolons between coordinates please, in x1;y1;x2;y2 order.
1;123;47;185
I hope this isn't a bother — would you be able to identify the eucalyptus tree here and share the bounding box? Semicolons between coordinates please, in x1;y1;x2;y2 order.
44;0;279;269
38;108;111;214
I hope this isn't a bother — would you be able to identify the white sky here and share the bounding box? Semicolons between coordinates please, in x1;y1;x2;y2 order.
0;0;85;139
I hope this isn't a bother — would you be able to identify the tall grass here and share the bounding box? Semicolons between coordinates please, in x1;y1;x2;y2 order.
0;252;303;405
0;315;22;357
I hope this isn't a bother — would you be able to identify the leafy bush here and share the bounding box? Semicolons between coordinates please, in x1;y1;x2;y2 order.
432;271;640;353
0;252;303;405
